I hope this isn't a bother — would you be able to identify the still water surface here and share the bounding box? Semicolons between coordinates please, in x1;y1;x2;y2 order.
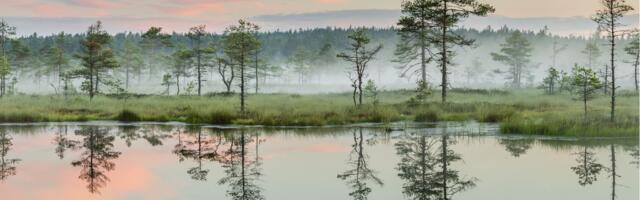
0;122;638;200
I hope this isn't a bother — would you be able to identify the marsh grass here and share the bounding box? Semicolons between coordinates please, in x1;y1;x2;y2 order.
0;89;637;136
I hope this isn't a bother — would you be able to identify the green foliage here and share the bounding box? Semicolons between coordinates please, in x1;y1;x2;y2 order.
541;67;560;94
337;29;383;107
491;31;534;88
570;65;603;114
223;20;260;113
115;109;141;122
407;80;432;106
364;80;379;105
73;21;119;100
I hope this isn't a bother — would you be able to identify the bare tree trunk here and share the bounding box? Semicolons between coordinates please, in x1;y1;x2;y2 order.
240;54;246;113
634;50;639;93
442;135;449;200
175;75;180;96
197;52;202;96
609;12;616;122
440;1;448;103
610;144;616;200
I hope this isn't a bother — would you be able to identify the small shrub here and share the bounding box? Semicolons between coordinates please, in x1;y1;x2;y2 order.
115;109;141;122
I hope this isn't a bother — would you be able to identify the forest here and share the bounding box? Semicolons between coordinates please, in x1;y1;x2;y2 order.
0;0;638;137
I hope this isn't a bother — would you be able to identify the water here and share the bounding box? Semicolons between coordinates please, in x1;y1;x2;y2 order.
0;122;638;200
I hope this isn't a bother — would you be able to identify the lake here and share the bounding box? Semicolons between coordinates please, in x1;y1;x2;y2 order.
0;122;637;200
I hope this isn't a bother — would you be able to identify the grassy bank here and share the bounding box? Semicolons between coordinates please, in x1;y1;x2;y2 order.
0;89;637;136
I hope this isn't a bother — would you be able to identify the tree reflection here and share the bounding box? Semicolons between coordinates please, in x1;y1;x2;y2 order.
570;146;603;186
337;128;383;200
499;138;534;157
395;132;438;199
0;129;20;182
607;144;619;200
395;133;476;200
71;127;121;194
53;125;78;159
118;126;171;147
623;145;639;168
217;130;264;200
174;127;221;181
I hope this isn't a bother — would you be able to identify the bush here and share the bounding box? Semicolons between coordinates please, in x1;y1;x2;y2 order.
115;109;141;122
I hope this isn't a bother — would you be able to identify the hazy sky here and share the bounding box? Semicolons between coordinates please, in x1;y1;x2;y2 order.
1;0;638;34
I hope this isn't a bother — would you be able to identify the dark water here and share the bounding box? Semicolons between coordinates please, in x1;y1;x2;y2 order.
0;122;638;200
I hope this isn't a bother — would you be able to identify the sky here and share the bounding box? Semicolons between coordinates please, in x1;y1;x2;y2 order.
1;0;639;35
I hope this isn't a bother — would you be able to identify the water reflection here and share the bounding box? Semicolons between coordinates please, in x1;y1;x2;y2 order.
0;129;20;181
174;127;220;181
608;144;619;200
70;127;121;194
499;138;534;157
218;130;265;200
118;126;171;147
570;146;603;186
337;128;383;200
0;124;637;199
53;126;78;159
395;132;476;200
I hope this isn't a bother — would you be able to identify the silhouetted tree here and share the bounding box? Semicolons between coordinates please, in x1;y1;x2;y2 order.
218;130;264;200
53;125;78;159
395;133;438;200
337;29;383;107
592;0;634;121
433;135;476;200
71;127;121;194
337;129;383;200
571;146;603;186
187;25;214;96
394;0;434;86
223;20;260;113
175;127;219;181
430;0;494;102
74;21;118;100
0;129;20;181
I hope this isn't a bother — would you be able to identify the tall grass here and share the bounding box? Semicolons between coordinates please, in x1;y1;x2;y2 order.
0;89;637;137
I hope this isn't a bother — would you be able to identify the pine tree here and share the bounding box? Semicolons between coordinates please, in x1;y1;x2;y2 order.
118;40;143;90
223;20;260;113
592;0;634;121
429;0;494;103
0;55;9;97
46;32;69;93
74;21;118;101
337;29;383;107
624;32;639;93
582;40;601;69
491;31;534;88
570;65;603;116
541;67;560;94
0;19;16;57
394;0;435;86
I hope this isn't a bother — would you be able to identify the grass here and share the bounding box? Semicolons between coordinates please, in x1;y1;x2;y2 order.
0;89;637;137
